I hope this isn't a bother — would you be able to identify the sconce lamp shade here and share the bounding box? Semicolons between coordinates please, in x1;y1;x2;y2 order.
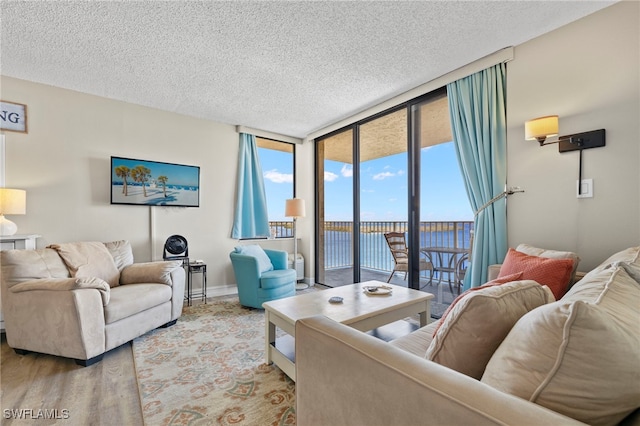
285;198;306;218
525;115;559;144
0;188;26;236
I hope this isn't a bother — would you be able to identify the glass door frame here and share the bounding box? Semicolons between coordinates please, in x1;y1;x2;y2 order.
314;87;448;290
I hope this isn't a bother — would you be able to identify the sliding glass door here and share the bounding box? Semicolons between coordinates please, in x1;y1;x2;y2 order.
315;87;472;304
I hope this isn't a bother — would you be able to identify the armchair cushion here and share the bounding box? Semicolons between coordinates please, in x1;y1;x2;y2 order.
103;240;135;271
48;242;120;288
10;277;111;306
234;244;273;273
260;269;296;290
120;261;182;286
105;283;172;324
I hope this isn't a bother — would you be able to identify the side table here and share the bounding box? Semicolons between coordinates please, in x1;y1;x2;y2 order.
186;262;207;306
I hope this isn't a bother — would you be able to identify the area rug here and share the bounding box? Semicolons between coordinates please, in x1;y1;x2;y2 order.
132;295;295;426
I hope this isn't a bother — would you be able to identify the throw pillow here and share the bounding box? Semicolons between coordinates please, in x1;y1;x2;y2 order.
432;271;524;337
48;242;121;288
515;243;581;285
425;280;554;380
481;266;640;426
498;248;574;299
234;244;273;273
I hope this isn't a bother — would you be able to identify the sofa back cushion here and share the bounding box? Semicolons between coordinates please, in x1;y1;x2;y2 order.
48;242;121;288
425;280;554;380
103;240;134;271
1;248;71;289
481;265;640;426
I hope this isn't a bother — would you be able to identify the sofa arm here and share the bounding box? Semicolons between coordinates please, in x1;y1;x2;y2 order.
487;264;502;281
4;280;106;360
11;277;110;306
295;315;586;426
120;260;183;286
265;249;287;270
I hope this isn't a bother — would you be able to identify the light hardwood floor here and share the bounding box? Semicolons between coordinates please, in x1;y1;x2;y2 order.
1;333;142;425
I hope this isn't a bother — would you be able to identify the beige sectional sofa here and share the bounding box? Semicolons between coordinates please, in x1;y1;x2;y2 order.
296;246;640;426
1;240;185;366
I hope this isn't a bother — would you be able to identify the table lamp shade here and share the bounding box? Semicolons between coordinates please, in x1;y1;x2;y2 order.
0;188;26;236
285;198;305;218
0;188;26;215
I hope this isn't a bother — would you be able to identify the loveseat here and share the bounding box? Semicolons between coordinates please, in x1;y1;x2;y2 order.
1;240;185;366
295;246;640;425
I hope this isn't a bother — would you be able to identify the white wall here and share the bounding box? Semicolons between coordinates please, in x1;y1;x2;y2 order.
1;78;304;294
505;1;639;270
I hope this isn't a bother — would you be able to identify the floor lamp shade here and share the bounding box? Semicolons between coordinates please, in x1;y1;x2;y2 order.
285;198;307;290
0;188;26;236
285;198;305;218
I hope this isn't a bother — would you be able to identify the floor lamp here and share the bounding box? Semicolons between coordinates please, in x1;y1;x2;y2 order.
285;198;308;290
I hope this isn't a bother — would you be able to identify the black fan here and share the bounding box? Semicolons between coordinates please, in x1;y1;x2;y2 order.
163;235;188;260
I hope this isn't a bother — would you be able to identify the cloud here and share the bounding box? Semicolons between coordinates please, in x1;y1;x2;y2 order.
324;171;339;182
373;171;395;180
264;169;293;183
341;164;353;177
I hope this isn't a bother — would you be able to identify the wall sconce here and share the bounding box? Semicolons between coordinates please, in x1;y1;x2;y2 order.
525;115;558;145
525;115;606;195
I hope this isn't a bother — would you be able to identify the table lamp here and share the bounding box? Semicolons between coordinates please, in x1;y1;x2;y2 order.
0;188;26;236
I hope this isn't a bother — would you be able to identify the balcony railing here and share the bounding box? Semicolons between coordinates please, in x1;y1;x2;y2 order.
270;220;474;274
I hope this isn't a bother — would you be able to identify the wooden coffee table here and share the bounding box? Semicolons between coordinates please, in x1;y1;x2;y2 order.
262;281;434;381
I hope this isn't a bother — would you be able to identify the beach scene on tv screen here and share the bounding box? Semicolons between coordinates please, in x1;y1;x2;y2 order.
111;157;199;207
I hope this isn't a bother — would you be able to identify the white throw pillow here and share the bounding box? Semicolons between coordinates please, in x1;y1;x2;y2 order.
481;266;640;426
234;244;274;273
425;280;554;380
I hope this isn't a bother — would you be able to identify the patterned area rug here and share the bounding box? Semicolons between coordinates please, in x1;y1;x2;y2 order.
132;295;295;426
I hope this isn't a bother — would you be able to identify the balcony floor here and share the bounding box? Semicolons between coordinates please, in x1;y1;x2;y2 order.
321;267;460;319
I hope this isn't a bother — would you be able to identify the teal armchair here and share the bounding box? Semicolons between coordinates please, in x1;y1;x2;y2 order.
229;247;296;309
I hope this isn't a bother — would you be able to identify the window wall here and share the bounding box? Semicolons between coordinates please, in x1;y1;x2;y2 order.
256;137;295;238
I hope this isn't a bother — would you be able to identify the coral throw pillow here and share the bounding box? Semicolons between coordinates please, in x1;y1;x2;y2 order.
498;248;574;299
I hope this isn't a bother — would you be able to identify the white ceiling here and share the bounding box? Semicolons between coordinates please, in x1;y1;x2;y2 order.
0;1;616;139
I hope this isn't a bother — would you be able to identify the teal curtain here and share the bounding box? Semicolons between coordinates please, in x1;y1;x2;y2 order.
447;63;508;289
231;133;270;239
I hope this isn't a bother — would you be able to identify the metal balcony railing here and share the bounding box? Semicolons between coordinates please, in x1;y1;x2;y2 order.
269;220;474;275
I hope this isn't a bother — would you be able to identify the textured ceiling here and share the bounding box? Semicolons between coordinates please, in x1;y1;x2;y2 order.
0;1;616;139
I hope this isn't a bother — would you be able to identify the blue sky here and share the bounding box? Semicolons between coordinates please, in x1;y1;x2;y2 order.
260;142;473;222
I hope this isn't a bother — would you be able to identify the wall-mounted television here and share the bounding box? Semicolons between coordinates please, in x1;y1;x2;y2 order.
111;156;200;207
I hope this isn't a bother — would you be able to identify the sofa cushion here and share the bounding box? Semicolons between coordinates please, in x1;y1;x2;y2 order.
105;283;172;324
390;321;438;357
103;240;135;271
432;271;524;337
481;266;640;426
235;244;273;273
48;242;121;288
584;246;640;282
498;248;575;299
1;248;70;289
425;280;554;380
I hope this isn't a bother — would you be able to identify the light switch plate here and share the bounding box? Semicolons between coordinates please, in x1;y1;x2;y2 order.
577;179;593;198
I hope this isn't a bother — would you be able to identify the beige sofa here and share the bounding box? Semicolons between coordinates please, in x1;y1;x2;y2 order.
1;240;185;366
296;246;640;426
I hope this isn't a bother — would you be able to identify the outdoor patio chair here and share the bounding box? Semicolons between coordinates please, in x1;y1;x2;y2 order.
384;232;433;283
453;230;474;294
